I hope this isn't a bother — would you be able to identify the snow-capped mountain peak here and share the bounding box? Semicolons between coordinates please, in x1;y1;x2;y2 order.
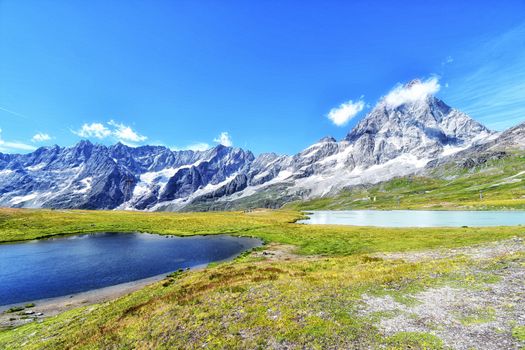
0;81;503;211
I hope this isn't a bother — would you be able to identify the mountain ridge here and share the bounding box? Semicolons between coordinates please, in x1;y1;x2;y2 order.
1;86;522;211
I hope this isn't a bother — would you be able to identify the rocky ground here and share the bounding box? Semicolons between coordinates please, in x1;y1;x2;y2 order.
363;238;525;349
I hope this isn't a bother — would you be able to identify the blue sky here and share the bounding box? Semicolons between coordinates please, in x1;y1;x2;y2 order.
1;1;524;155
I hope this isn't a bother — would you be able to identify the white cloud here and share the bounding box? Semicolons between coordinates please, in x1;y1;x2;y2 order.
171;142;211;152
72;120;147;144
384;77;440;108
0;128;36;152
73;122;112;139
326;98;365;126
108;120;147;143
31;132;52;142
213;132;233;147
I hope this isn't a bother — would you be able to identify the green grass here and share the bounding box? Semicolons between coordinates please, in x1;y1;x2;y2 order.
287;154;525;210
0;208;300;243
0;208;523;349
457;306;496;325
0;246;464;349
4;307;24;314
512;325;525;342
383;332;445;350
0;208;522;256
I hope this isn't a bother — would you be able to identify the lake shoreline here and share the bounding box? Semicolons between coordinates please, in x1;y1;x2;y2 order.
0;232;263;331
299;209;525;227
0;272;170;329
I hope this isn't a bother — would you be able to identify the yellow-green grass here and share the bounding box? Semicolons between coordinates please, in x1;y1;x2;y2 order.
0;208;522;256
1;244;521;349
0;249;474;348
0;208;300;243
0;208;524;349
512;325;525;342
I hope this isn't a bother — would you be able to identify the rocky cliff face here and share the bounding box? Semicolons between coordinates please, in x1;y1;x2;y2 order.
219;92;494;203
1;82;517;211
0;141;254;210
346;95;491;162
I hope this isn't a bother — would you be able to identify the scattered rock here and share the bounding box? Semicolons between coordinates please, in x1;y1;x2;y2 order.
361;239;525;350
375;237;524;263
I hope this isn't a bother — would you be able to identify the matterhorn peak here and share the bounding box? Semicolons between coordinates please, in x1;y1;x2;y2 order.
404;78;423;88
380;77;440;109
346;77;490;150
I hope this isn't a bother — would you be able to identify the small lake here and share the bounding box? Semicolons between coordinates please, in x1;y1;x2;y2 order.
299;210;525;227
0;233;261;306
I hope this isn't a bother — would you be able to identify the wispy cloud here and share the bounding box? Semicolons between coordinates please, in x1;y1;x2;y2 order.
326;98;365;126
72;121;147;144
31;132;52;143
0;128;36;153
441;23;525;130
214;132;233;147
383;77;440;108
0;106;30;120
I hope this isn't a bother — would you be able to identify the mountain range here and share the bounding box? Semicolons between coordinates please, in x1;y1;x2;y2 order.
1;81;523;211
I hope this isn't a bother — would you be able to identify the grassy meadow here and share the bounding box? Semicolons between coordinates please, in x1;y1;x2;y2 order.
0;208;524;349
0;207;521;254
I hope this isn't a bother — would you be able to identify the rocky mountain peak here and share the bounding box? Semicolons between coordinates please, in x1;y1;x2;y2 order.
405;78;422;88
347;91;490;143
318;136;337;143
74;139;94;149
0;85;510;212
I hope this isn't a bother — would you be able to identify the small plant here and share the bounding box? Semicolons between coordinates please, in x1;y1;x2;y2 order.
361;255;383;263
458;306;496;325
163;269;186;286
512;326;525;342
384;331;445;349
162;281;173;287
5;306;24;313
166;269;184;279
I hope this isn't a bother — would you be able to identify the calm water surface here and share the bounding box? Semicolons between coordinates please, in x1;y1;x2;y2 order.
0;233;261;306
299;210;525;227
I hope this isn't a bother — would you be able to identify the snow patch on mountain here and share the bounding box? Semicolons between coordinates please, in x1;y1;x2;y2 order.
10;193;38;205
74;177;92;194
0;80;510;211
